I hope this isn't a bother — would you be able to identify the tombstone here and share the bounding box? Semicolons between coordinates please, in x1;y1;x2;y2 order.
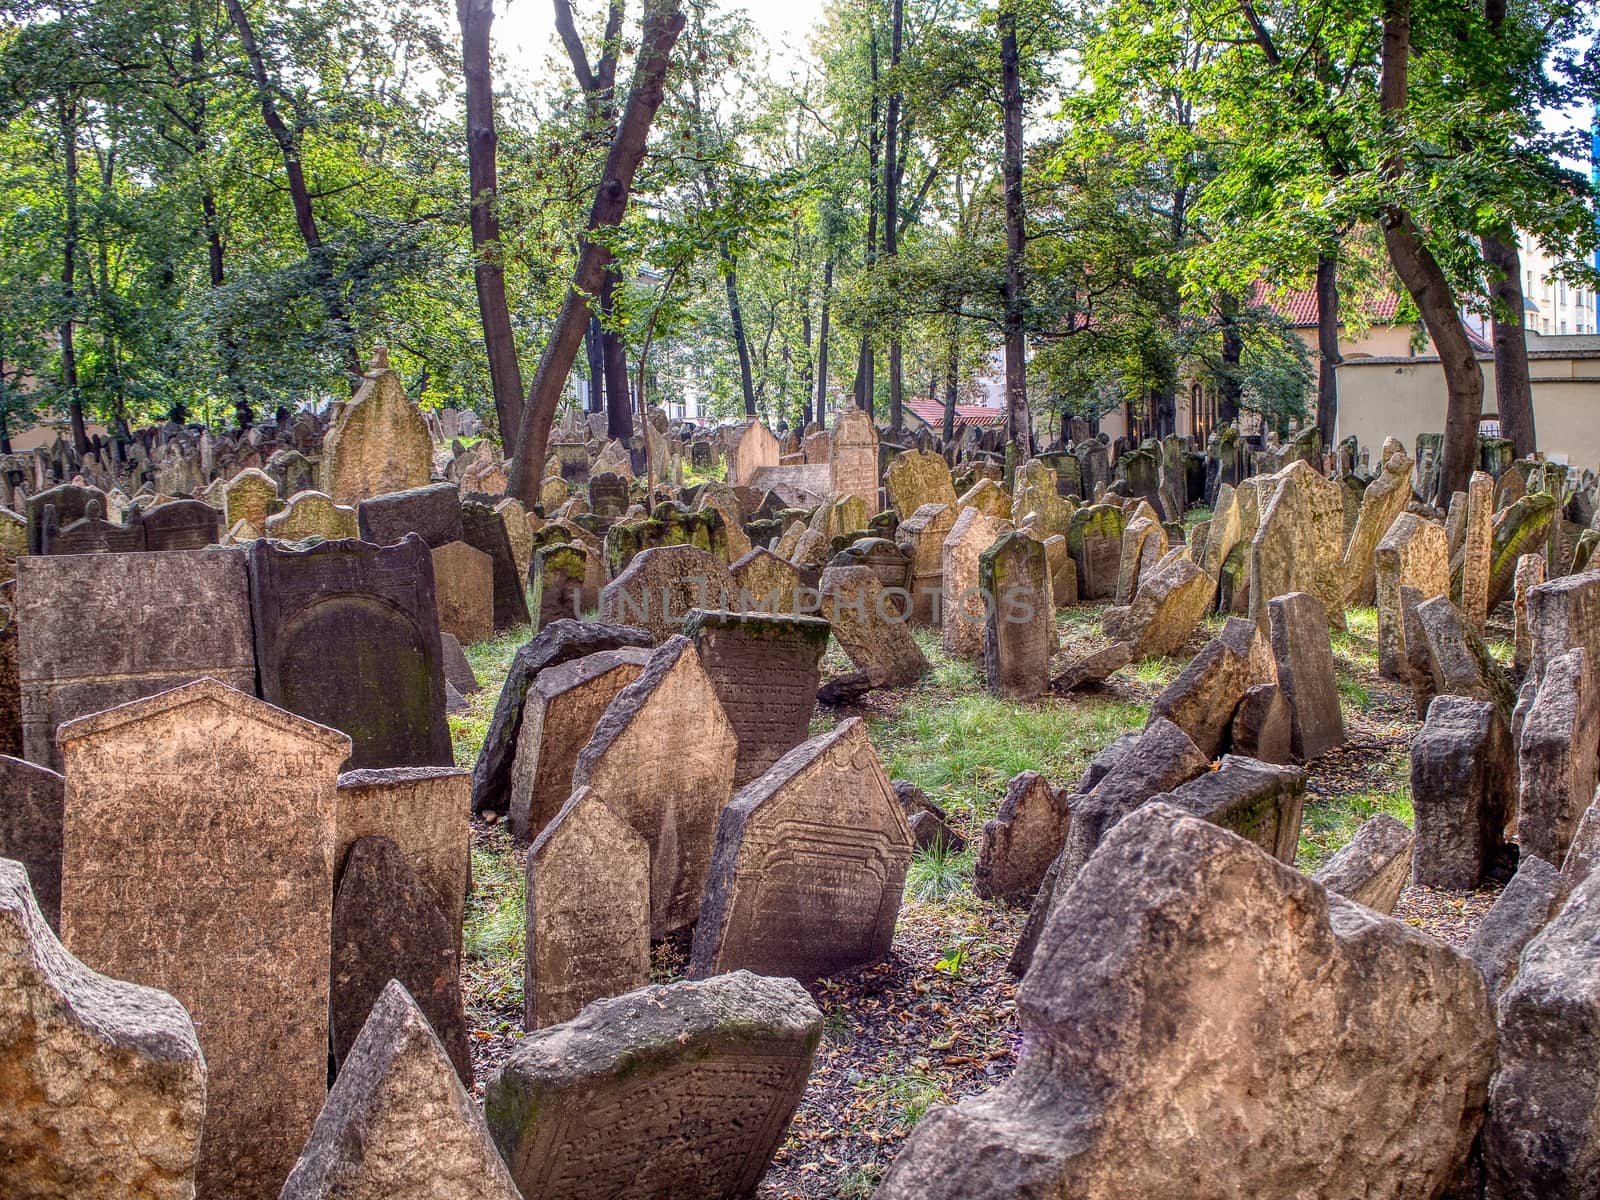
17;547;256;772
957;476;1012;520
1414;594;1518;720
1410;694;1514;889
975;770;1071;904
431;540;495;645
43;496;146;554
1513;553;1545;672
1103;553;1212;659
1466;855;1568;1004
1527;569;1600;685
691;718;911;979
1484;867;1600;1198
899;502;956;625
282;981;521;1200
1312;812;1414;915
1115;515;1166;606
224;466;281;532
588;470;630;522
1517;648;1599;868
261;489;358;543
551;442;589;486
1148;628;1258;759
331;834;471;1083
266;446;317;499
1249;460;1346;632
524;785;651;1029
24;482;106;555
142;496;222;550
1374;512;1450;681
529;542;587;631
1267;592;1345;761
321;358;433;504
1485;492;1558;608
820;563;930;686
571;636;737;937
460;500;531;632
731;545;805;615
598;544;736;643
1460;469;1494;629
829;408;879;511
59;679;350;1200
879;804;1494;1200
507;647;651;840
1013;459;1074;541
980;532;1052;700
885;448;957;519
0;857;206;1200
357;481;465;548
0;755;64;932
486;972;821;1200
1153;754;1304;863
249;535;453;770
1067;503;1127;601
1339;445;1413;605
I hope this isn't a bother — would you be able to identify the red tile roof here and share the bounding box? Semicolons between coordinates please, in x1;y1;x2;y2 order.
905;399;1006;429
1250;280;1402;326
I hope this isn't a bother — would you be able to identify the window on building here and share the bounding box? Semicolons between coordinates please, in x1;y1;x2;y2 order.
1560;321;1568;334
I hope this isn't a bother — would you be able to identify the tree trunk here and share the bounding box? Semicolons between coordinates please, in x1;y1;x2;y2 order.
942;317;959;443
457;0;525;444
58;95;87;455
853;30;881;413
1314;252;1341;447
506;0;686;506
998;5;1032;457
800;308;815;428
1218;290;1243;428
224;0;362;384
883;0;903;432
585;316;605;413
722;249;757;417
1379;0;1482;505
1481;229;1535;456
600;269;634;438
816;258;833;428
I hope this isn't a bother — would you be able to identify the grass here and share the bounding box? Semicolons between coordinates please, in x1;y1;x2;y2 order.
905;841;976;903
449;624;530;766
1298;769;1415;872
1128;655;1178;688
463;824;525;1018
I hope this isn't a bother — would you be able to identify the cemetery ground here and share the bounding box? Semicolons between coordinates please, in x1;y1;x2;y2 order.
449;593;1512;1200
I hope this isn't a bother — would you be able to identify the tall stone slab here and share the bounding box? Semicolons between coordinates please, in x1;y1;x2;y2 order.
248;534;453;770
525;785;650;1029
598;543;736;644
321;360;432;505
1249;459;1346;632
0;754;64;932
1339;446;1413;606
899;501;956;625
691;718;911;980
58;679;350;1200
1268;591;1346;761
508;647;651;840
571;636;737;937
980;531;1052;700
975;770;1071;904
941;505;1008;658
731;545;805;615
820;563;930;686
431;540;495;645
1517;647;1600;868
684;609;830;787
0;857;206;1200
1013;458;1074;541
1067;503;1127;601
356;481;464;549
1374;512;1450;681
462;499;532;631
17;547;255;771
1410;694;1514;889
886;448;957;519
1461;469;1494;629
829;408;879;512
224;466;280;532
1527;570;1600;685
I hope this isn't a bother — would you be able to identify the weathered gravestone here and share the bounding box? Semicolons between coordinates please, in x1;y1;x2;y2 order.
975;770;1071;904
1340;445;1413;606
1013;458;1074;541
1153;754;1305;863
58;679;350;1200
1461;469;1494;628
265;489;358;542
829;408;879;512
879;804;1495;1200
321;357;433;505
1517;647;1599;869
571;636;737;938
431;540;495;645
886;448;957;519
1103;553;1213;658
0;754;64;932
356;481;464;548
331;834;471;1085
525;785;650;1030
941;506;1008;658
281;980;521;1200
0;856;206;1200
692;718;912;980
684;609;830;787
899;502;956;625
249;534;453;770
1268;591;1345;761
529;542;587;631
1410;694;1514;889
1067;503;1127;601
1147;621;1262;759
820;563;930;686
1374;512;1449;680
1312;812;1414;915
980;531;1052;700
17;547;255;772
731;545;805;614
1465;854;1568;1004
461;500;532;631
225;466;281;532
24;482;105;555
1249;459;1346;632
599;544;736;644
486;972;821;1200
142;496;222;550
1527;569;1600;685
508;647;652;840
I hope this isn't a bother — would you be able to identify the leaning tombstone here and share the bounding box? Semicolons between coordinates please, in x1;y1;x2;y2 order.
1410;694;1515;890
691;717;912;980
1311;812;1413;915
1267;591;1346;761
249;534;453;770
524;785;650;1029
0;857;206;1200
461;500;532;631
941;505;1008;658
598;543;736;644
975;770;1071;904
0;754;64;931
821;563;930;685
58;678;350;1200
486;972;822;1200
280;980;521;1200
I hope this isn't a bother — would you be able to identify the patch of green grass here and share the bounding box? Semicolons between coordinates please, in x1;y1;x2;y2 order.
872;1060;949;1131
1297;772;1415;872
1128;655;1178;688
450;625;530;766
1337;677;1370;710
1331;606;1380;677
680;457;728;486
463;827;525;1011
836;1164;886;1200
905;841;975;902
1485;637;1514;666
1183;505;1213;531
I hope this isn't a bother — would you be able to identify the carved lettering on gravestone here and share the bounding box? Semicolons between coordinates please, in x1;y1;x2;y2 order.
0;754;64;931
58;679;350;1200
142;498;222;551
829;409;879;512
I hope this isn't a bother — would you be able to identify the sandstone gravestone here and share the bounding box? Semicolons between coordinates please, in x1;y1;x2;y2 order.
321;358;432;505
431;540;495;645
486;972;821;1200
1312;812;1413;915
1513;552;1545;672
692;718;911;980
331;834;471;1084
1068;503;1128;601
1268;591;1345;761
0;755;64;934
0;857;206;1200
1517;647;1599;868
1527;569;1600;685
1154;754;1305;863
1340;446;1413;605
879;804;1495;1200
525;785;650;1029
941;505;1008;658
684;609;830;787
249;534;453;770
17;547;256;772
508;647;651;840
829;408;879;512
599;544;736;644
821;563;930;686
1374;512;1449;680
1461;469;1494;628
142;496;222;551
899;502;956;625
1410;694;1514;890
58;679;350;1200
529;542;587;631
571;636;737;937
265;490;359;541
1014;458;1074;541
1249;460;1346;632
461;500;532;631
886;448;957;519
975;770;1071;904
731;545;805;614
980;531;1052;700
357;482;465;549
224;466;281;532
1466;854;1568;1003
281;980;521;1200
